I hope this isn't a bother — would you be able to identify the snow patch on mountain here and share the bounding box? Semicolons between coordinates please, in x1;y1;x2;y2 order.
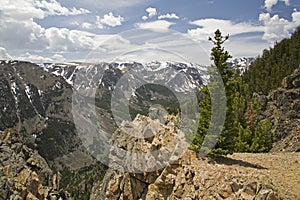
227;57;256;74
37;61;209;94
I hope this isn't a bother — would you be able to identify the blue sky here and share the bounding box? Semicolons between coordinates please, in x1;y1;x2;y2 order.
0;0;299;64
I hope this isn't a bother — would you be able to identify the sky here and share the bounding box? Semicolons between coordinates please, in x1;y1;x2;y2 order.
0;0;300;64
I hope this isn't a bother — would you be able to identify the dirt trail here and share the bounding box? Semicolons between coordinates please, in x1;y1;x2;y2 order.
228;153;300;199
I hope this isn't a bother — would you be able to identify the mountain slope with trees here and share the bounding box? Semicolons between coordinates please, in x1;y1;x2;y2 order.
192;28;300;155
243;27;300;95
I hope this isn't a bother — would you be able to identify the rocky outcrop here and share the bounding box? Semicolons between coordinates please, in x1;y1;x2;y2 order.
99;150;280;200
91;115;280;200
0;129;71;199
107;113;185;173
264;66;300;152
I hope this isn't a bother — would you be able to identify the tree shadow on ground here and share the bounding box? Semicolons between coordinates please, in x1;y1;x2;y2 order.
211;156;268;170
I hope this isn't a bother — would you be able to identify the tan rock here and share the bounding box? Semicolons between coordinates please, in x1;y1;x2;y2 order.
26;192;39;200
14;169;31;189
231;181;242;193
218;183;233;198
243;181;258;196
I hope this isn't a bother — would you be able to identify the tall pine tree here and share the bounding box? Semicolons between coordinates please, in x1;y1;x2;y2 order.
193;29;238;155
192;29;274;155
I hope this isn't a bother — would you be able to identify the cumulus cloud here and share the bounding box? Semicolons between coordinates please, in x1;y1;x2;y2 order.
0;0;126;62
259;9;300;43
45;28;98;51
0;18;47;50
0;17;101;53
146;7;157;18
188;19;264;42
136;20;175;32
0;0;94;51
1;1;44;20
0;1;122;60
292;9;300;21
34;0;90;17
1;0;89;21
264;0;279;12
264;0;290;12
158;13;179;20
188;8;300;48
96;12;124;28
259;13;290;42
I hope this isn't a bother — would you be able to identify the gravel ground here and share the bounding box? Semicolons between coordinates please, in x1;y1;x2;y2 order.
228;152;300;200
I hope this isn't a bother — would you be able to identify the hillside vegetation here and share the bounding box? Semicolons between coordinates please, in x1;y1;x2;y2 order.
192;28;300;155
243;27;300;95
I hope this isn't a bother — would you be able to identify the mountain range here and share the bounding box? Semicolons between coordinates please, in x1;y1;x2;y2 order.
0;54;299;199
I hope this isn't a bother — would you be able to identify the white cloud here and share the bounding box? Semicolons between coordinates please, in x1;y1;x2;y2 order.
136;20;175;32
51;54;66;62
82;22;93;29
89;31;211;64
264;0;290;12
259;13;290;42
34;0;90;17
0;0;95;51
292;9;300;22
0;47;12;60
73;0;144;9
45;28;70;51
283;0;290;6
146;7;157;18
0;47;66;63
0;0;298;64
188;9;300;45
16;52;54;63
0;7;120;56
142;16;148;21
223;35;270;58
0;0;90;21
158;13;179;20
0;18;47;50
95;18;105;29
188;8;300;58
96;12;124;28
188;18;264;42
71;21;80;26
1;0;44;20
45;28;98;51
188;29;270;59
259;10;300;43
264;0;278;12
87;35;134;62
